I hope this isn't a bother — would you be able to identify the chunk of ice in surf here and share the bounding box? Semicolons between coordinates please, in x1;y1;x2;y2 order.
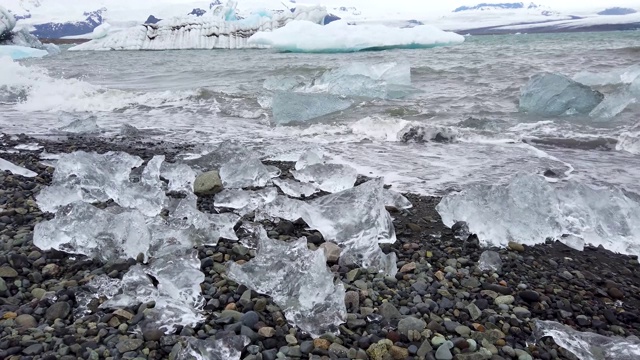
273;178;319;198
227;232;346;338
271;92;351;125
57;114;101;134
533;320;640;360
256;179;398;276
477;251;502;272
519;73;604;116
0;157;37;177
291;163;357;193
33;202;152;262
384;189;412;210
295;149;324;170
214;187;278;216
184;140;258;172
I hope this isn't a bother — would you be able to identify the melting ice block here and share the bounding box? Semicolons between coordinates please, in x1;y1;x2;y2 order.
271;92;352;125
295;149;324;170
161;162;197;192
33;202;152;262
95;248;205;333
219;157;275;188
0;157;37;177
519;73;604;116
292;163;357;193
257;179;398;276
57;115;101;134
384;190;413;210
0;6;17;36
176;335;249;360
574;64;640;86
227;233;346;338
589;77;640;119
248;20;465;53
533;320;640;360
436;173;640;257
214;187;277;216
184;140;258;172
273;178;319;198
477;251;502;272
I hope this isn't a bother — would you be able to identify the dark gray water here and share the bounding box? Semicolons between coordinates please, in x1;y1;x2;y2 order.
1;31;639;195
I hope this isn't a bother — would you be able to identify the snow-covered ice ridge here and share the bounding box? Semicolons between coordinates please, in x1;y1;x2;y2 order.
69;3;328;51
0;5;59;59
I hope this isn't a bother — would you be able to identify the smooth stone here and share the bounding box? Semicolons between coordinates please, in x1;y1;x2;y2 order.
455;325;471;337
398;317;427;337
258;327;276;338
435;341;454;360
45;302;71;321
507;242;524;252
22;344;43;355
193;170;223;195
466;303;482;320
15;314;37;328
494;295;514;305
518;290;540;303
513;307;531;319
0;266;18;278
116;339;143;353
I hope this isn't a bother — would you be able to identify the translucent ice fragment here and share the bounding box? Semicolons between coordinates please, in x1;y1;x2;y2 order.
292;163;357;193
219;157;275;188
273;178;319;198
215;187;278;216
384;189;412;210
574;64;640;86
161;162;197;192
295;149;324;170
57;115;101;134
560;235;585;251
184;140;258;172
227;234;346;337
257;179;397;275
33;202;152;262
176;335;249;360
141;155;164;187
0;157;37;177
477;251;502;272
533;320;640;360
519;73;604;116
589;88;637;119
272;92;351;125
169;194;240;245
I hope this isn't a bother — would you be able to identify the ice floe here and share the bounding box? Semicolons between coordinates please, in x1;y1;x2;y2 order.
271;91;351;125
248;20;465;53
0;156;37;177
519;73;604;116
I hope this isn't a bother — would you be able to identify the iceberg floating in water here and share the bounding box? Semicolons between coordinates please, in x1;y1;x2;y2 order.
519;73;604;116
248;20;465;53
589;77;640;119
574;64;640;87
92;248;205;333
0;45;49;60
257;179;398;276
227;230;346;338
69;3;328;51
272;91;351;125
292;163;358;193
0;157;37;177
436;173;640;257
33;202;152;262
533;320;640;360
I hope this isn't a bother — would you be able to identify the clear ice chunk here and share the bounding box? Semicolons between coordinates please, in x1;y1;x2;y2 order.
166;194;240;245
384;189;413;210
98;248;205;333
141;155;164;187
533;320;640;360
477;251;502;272
161;162;197;192
436;173;640;257
560;235;585;251
219;157;275;188
0;157;37;177
273;178;319;198
215;187;278;216
176;335;249;360
227;233;346;338
574;64;640;86
14;143;43;151
57;114;101;134
271;92;352;125
291;163;357;193
184;140;258;172
589;88;637;119
295;149;324;170
256;179;398;276
519;73;604;116
33;202;152;262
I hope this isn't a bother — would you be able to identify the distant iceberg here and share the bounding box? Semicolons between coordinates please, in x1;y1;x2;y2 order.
248;20;465;53
69;2;328;51
0;5;60;58
0;45;48;60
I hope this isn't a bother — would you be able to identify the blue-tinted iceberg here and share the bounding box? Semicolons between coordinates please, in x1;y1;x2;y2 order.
0;45;48;60
272;91;351;125
248;20;465;53
436;173;640;257
70;2;328;51
589;77;640;119
519;73;604;116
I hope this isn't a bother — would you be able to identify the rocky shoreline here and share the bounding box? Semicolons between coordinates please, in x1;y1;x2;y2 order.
0;133;639;360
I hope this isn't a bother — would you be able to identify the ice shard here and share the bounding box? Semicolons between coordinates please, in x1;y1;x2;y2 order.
97;247;205;333
33;202;152;262
574;64;640;86
292;163;357;193
533;320;640;360
477;251;502;272
141;155;164;187
176;335;249;360
214;187;277;216
273;178;319;198
219;157;275;188
57;114;101;134
0;157;37;177
184;140;258;172
171;195;240;245
589;88;637;119
227;234;346;338
384;189;413;210
295;149;324;170
519;73;604;116
271;92;352;125
436;173;640;257
257;179;398;275
161;162;197;192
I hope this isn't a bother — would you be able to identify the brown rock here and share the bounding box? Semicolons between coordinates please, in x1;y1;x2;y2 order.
320;242;342;263
454;339;469;350
608;287;624;300
2;312;17;319
507;241;525;252
386;331;401;343
495;339;506;347
407;223;422;233
113;309;134;320
314;339;331;350
435;271;445;281
390;345;409;359
258;327;276;338
399;262;416;273
42;263;61;277
225;303;237;311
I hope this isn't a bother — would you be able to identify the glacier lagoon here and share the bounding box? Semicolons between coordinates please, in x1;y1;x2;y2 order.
2;29;640;360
